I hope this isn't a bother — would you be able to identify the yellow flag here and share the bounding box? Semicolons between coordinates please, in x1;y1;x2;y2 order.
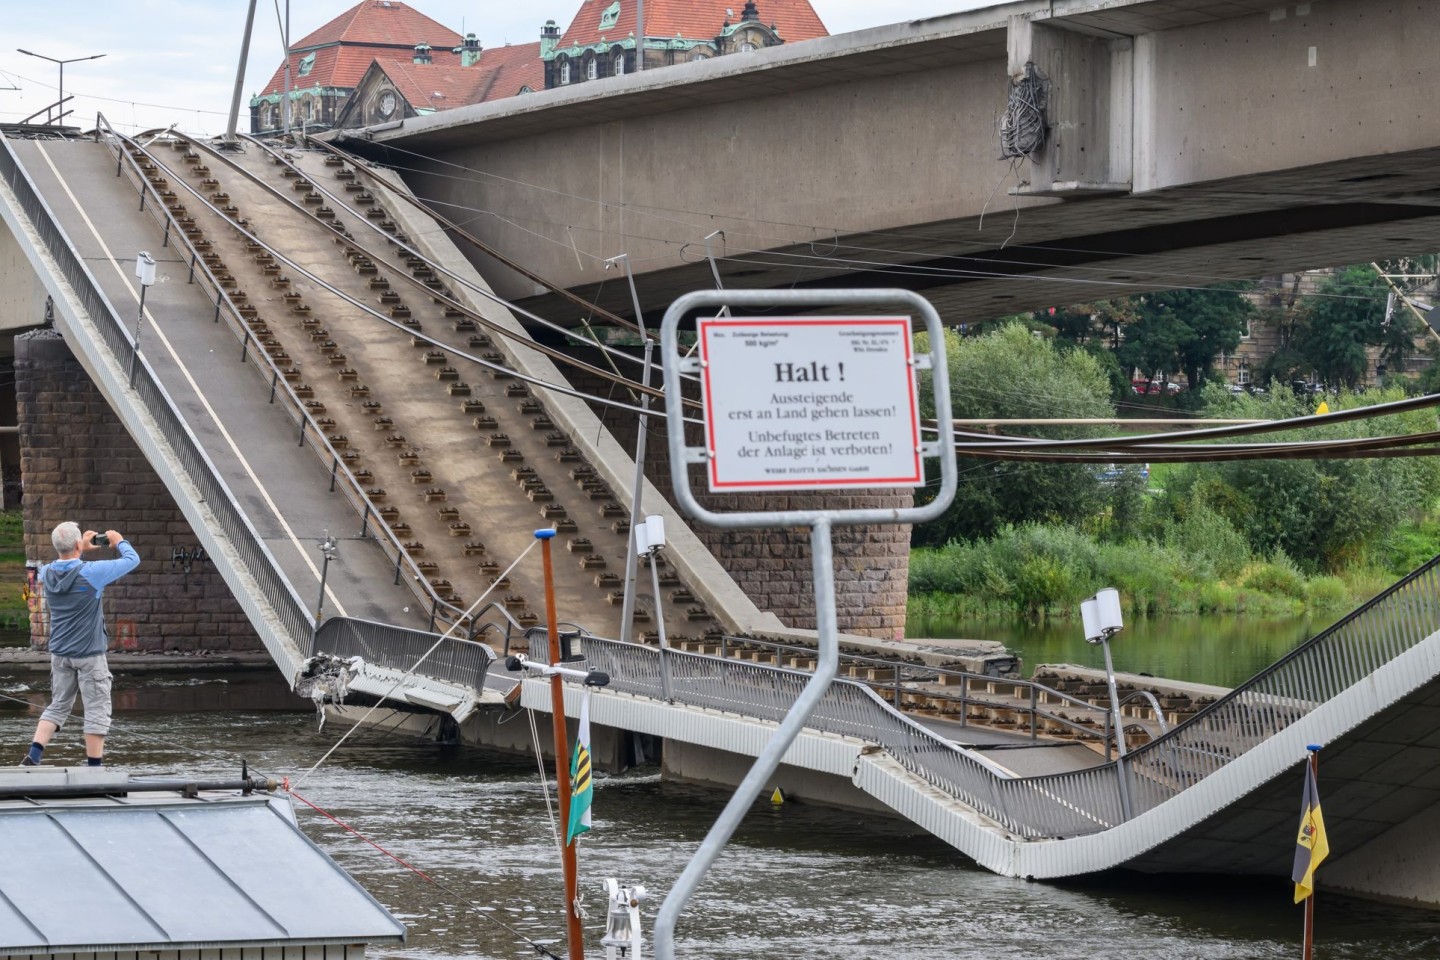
1292;761;1329;903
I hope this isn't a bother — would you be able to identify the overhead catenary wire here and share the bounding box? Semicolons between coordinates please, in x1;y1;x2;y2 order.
171;130;673;404
285;785;562;960
123;129;699;426
932;392;1440;463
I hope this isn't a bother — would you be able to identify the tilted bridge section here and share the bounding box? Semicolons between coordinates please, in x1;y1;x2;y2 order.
5;124;1440;901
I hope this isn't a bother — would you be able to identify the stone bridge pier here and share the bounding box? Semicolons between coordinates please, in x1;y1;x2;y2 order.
16;332;263;655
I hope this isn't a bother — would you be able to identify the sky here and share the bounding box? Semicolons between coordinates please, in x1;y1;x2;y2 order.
0;0;992;137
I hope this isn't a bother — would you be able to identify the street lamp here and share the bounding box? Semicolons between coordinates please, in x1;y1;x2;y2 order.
315;533;338;623
635;514;673;700
15;49;106;126
1082;586;1133;820
128;252;156;387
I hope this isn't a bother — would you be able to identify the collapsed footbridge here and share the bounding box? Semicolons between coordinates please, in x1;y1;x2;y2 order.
3;125;1440;905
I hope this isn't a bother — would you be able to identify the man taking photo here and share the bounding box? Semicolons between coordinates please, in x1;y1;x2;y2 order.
22;522;139;767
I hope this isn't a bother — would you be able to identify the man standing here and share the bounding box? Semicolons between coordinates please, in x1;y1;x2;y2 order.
22;522;139;767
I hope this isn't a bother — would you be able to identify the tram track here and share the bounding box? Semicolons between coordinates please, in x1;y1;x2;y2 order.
109;122;717;644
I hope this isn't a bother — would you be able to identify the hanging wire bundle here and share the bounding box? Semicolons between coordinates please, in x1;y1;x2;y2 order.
999;61;1049;159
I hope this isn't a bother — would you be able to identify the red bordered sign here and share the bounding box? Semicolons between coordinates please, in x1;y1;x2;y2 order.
698;317;924;492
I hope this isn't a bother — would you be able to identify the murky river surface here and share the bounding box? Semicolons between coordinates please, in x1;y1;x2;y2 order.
1;670;1438;959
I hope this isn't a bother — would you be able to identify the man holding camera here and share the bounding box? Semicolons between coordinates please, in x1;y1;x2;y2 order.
22;522;139;767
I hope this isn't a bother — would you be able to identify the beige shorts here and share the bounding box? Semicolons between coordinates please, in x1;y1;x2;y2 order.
39;654;113;736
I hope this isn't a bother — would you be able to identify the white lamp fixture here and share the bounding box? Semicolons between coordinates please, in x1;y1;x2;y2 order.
135;251;156;287
1095;587;1123;636
635;515;666;553
1081;598;1101;644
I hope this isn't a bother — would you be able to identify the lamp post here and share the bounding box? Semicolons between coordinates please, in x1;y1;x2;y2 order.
635;515;673;701
128;252;157;387
605;253;654;648
1082;586;1133;820
315;533;338;623
15;49;105;126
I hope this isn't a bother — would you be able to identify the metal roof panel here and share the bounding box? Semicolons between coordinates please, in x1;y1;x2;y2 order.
0;796;405;954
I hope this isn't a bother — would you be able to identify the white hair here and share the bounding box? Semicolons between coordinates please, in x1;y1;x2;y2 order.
51;521;82;555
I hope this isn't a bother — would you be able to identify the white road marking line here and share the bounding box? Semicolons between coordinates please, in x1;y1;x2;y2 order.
34;141;347;618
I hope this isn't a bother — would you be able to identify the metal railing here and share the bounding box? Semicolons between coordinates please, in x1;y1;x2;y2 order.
311;616;495;692
89;118;512;640
534;631;1118;837
0;126;315;657
1113;555;1440;806
520;555;1440;837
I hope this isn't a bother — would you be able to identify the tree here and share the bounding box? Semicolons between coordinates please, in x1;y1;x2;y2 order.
1038;298;1138;349
913;322;1116;546
1117;286;1252;388
1298;266;1389;389
1160;385;1440;571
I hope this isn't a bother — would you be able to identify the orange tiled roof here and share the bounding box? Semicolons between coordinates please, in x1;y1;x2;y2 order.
258;0;463;96
370;43;544;113
372;58;494;112
475;43;545;100
558;0;827;49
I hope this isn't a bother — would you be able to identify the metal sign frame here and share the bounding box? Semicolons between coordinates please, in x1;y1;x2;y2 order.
661;288;956;528
653;288;956;960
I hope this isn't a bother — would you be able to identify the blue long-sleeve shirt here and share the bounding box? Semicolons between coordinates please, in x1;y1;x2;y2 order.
41;541;140;658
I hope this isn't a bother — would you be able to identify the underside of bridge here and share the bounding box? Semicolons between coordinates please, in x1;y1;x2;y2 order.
333;0;1440;331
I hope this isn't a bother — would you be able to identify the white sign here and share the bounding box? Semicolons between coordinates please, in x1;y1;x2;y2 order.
698;317;924;492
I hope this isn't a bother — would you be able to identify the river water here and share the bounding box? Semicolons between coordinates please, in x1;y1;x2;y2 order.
1;670;1438;959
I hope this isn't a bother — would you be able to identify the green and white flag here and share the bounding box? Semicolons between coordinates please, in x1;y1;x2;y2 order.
566;688;593;845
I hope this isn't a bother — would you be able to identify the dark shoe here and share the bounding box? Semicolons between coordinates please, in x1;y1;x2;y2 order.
18;756;37;767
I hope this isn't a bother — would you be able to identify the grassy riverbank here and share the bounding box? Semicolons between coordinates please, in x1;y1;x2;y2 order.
0;511;27;628
908;522;1397;625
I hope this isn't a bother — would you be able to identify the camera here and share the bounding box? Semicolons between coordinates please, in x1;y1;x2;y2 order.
90;533;108;547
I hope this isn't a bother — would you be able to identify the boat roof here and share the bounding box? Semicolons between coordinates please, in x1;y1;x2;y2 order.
0;769;405;956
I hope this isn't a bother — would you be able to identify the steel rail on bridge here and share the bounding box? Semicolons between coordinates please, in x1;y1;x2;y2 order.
91;115;508;641
1;119;506;690
0;126;315;660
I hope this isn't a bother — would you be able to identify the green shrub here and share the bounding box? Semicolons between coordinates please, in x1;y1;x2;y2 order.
1163;503;1251;581
1241;557;1306;599
1304;576;1350;611
1197;580;1239;613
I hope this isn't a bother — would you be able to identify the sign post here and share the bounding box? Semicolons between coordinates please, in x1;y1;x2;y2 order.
652;289;956;960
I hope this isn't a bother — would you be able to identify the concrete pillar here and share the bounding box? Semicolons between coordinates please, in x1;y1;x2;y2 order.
1007;14;1133;196
16;330;264;654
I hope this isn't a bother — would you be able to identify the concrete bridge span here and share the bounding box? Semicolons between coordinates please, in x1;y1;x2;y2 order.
9;119;1440;907
343;0;1440;326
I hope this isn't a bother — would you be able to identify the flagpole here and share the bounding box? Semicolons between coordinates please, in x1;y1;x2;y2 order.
538;528;584;960
1302;748;1318;960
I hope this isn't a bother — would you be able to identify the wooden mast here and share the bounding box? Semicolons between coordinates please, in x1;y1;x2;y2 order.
539;529;584;960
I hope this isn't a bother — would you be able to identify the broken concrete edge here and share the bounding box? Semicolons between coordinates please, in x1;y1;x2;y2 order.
367;166;786;639
1033;663;1231;701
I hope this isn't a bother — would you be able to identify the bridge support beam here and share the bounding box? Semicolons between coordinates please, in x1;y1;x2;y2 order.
1007;14;1133;197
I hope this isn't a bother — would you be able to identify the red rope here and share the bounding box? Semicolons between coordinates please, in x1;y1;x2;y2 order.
286;781;434;883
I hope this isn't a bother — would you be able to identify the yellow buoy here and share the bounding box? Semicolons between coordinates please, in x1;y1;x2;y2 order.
770;787;785;805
